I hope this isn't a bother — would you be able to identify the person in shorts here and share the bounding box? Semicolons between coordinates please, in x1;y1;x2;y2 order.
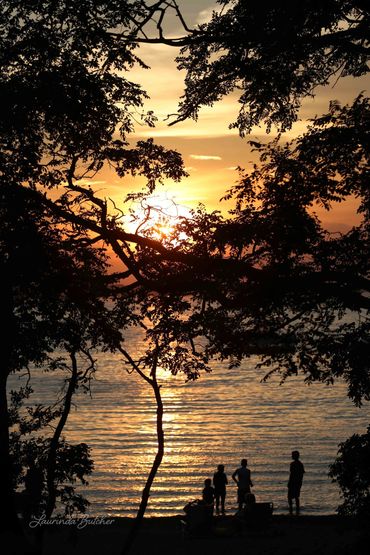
288;450;305;515
213;464;228;514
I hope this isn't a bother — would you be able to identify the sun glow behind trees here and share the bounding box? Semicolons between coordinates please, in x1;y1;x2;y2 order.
2;3;370;553
123;191;194;244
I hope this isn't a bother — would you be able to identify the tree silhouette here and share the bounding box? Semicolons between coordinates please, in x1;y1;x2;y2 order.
329;425;370;517
118;289;210;554
175;0;369;133
1;0;370;550
1;5;191;552
0;187;131;547
10;377;94;519
199;95;370;405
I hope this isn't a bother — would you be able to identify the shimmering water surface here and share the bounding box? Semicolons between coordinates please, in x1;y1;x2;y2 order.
9;332;369;517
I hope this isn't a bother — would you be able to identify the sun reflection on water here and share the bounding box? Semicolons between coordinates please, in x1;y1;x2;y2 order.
8;345;369;517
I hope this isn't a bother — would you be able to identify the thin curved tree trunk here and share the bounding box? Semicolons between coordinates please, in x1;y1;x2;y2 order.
45;350;78;519
121;352;164;555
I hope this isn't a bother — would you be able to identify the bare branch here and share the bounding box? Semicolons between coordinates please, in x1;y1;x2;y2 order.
118;345;152;385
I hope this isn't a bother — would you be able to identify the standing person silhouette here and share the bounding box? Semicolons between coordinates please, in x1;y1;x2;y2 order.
288;450;305;515
213;464;228;515
232;458;253;511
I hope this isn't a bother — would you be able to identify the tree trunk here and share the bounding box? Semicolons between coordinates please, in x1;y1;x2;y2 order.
121;374;164;555
0;373;21;533
45;351;78;519
0;269;23;534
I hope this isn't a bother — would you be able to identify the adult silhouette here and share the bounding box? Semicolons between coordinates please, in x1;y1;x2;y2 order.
232;458;253;511
288;450;305;515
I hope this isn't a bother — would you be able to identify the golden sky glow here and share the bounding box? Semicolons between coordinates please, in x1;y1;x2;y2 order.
99;1;370;232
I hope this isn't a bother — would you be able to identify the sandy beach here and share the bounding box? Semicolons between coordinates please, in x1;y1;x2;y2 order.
4;514;368;555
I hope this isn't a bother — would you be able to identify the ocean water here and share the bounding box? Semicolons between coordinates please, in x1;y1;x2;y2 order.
9;335;369;518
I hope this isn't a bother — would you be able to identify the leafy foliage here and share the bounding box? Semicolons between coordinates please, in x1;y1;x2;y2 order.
9;386;93;517
1;0;370;535
0;184;127;372
189;96;370;405
117;94;370;406
176;0;370;133
329;425;370;517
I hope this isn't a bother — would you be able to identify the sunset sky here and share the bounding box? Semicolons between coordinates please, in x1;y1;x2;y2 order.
100;0;370;233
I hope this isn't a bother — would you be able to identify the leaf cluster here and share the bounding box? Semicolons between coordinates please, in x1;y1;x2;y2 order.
329;425;370;517
9;386;94;516
176;0;369;133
